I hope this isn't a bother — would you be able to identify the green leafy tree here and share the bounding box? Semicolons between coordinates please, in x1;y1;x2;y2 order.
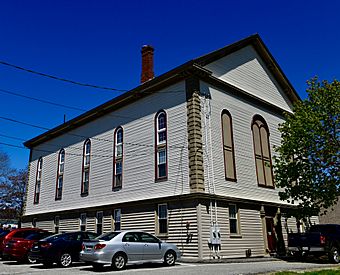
274;78;340;222
0;151;28;226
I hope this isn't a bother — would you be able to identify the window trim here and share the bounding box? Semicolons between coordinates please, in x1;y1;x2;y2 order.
251;115;275;188
55;149;65;200
80;213;86;231
155;110;168;181
221;110;237;182
113;127;123;190
34;157;43;204
96;211;103;235
228;204;241;236
81;139;91;196
113;209;121;231
54;216;60;234
157;203;168;236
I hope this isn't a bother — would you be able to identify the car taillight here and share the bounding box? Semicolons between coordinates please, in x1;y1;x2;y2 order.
40;242;52;248
82;244;85;251
94;244;106;250
320;235;326;245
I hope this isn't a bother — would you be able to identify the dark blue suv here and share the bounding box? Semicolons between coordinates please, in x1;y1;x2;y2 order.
28;231;98;267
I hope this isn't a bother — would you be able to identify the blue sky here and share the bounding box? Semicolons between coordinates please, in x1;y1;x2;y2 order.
0;0;339;170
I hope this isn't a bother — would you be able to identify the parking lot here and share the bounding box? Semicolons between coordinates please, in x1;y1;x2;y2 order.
1;259;338;275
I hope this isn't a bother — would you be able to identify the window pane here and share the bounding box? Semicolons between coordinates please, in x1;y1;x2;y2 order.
158;131;166;143
158;113;166;130
230;220;237;234
252;124;262;156
224;150;235;179
159;220;167;234
116;144;123;157
158;150;166;164
158;205;167;219
58;176;63;188
60;151;65;163
260;127;270;158
116;162;122;174
256;158;265;185
264;160;273;186
116;129;123;144
59;163;64;173
158;164;166;178
222;113;232;147
85;142;91;154
97;212;103;223
229;205;236;218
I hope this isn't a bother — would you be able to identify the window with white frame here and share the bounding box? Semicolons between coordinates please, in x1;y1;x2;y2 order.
54;216;60;233
81;139;91;195
155;111;167;180
157;204;168;234
229;204;239;234
55;149;65;200
96;211;103;235
34;158;43;204
113;209;121;231
80;213;86;231
113;127;123;189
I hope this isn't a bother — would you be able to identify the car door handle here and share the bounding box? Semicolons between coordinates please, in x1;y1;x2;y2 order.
144;244;148;246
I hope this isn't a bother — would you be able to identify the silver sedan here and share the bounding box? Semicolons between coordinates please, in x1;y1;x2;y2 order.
80;231;181;270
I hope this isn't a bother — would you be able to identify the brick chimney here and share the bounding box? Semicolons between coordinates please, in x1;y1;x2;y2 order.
141;45;154;83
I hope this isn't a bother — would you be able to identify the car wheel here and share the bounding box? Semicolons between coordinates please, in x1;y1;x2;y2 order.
92;263;104;271
164;250;176;266
58;252;72;267
329;247;340;264
111;253;127;270
27;255;37;264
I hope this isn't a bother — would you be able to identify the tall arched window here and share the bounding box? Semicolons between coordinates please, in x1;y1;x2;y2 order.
34;157;43;204
251;115;274;187
155;110;167;180
221;110;236;181
81;139;91;195
113;127;123;189
55;149;65;200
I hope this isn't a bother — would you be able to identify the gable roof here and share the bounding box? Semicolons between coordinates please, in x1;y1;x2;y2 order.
24;34;299;148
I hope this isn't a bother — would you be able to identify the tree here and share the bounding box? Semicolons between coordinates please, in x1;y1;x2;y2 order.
0;151;28;226
274;78;340;222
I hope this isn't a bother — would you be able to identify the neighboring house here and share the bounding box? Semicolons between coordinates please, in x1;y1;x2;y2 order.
22;34;316;259
319;201;340;224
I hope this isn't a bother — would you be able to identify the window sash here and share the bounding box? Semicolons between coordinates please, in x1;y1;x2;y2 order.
114;209;121;231
158;204;168;234
229;204;239;234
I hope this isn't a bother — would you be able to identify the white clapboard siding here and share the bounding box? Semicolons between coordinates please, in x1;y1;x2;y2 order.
204;45;293;112
122;206;155;234
25;82;189;216
36;220;53;231
103;215;113;233
201;81;289;205
86;217;96;233
200;203;265;259
21;222;32;228
59;218;80;232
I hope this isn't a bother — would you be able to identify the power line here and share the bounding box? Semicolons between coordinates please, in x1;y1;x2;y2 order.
0;60;128;92
0;116;185;149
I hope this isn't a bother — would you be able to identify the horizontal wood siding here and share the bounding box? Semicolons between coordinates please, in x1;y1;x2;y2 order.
36;220;53;231
200;202;265;259
103;215;113;233
204;45;293;112
21;222;32;228
122;206;155;233
25;82;189;216
200;81;291;205
59;218;79;232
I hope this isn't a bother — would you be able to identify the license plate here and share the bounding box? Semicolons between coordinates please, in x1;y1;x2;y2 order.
86;247;92;252
302;246;309;251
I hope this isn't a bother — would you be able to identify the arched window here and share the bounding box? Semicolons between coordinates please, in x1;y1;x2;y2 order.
34;157;43;204
251;115;274;187
113;127;123;189
55;149;65;200
221;110;236;181
155;110;167;180
81;139;91;195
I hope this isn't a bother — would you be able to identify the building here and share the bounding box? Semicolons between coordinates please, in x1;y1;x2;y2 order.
22;34;316;259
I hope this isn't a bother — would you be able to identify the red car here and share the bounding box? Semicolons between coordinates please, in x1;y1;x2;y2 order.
0;230;11;259
1;228;50;262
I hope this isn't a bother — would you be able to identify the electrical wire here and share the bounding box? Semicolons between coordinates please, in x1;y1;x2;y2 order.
0;60;128;92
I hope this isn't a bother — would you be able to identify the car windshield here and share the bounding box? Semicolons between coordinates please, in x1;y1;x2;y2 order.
95;232;120;241
44;233;64;242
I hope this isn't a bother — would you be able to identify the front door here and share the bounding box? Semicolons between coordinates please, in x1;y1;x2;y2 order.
266;217;277;252
122;232;144;261
137;232;162;261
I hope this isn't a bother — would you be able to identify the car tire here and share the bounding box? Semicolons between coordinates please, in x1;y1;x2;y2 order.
92;263;104;271
164;250;176;266
329;246;340;264
111;253;127;270
58;252;72;267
